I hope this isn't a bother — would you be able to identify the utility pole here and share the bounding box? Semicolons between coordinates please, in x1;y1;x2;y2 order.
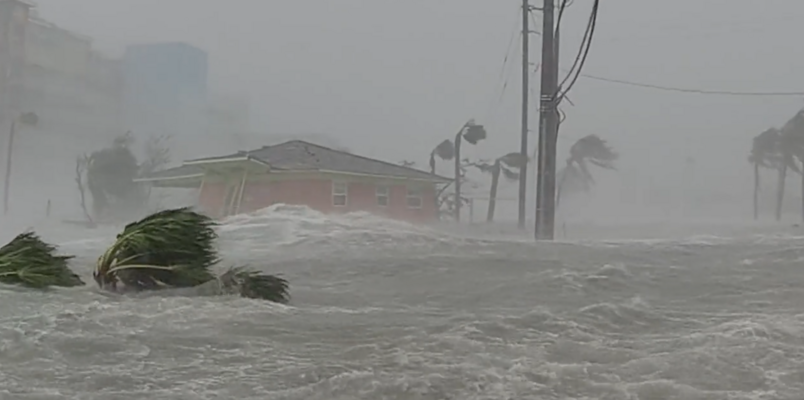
517;0;529;229
534;0;558;240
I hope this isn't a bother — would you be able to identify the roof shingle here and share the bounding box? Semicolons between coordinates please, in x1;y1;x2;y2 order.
166;140;451;182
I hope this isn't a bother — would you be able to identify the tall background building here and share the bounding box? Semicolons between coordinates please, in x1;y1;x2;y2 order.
0;2;251;219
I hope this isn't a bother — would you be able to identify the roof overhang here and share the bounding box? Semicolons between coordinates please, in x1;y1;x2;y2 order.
303;169;452;183
134;172;204;188
182;155;272;174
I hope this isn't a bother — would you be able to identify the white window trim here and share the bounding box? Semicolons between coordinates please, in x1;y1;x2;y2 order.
332;181;348;207
376;185;390;207
406;187;423;209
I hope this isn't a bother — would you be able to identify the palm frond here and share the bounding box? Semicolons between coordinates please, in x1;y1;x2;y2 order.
500;165;520;181
94;207;218;291
469;160;496;174
462;122;487;145
588;158;616;170
433;139;455;160
218;266;290;304
499;152;528;169
0;232;84;289
570;135;618;163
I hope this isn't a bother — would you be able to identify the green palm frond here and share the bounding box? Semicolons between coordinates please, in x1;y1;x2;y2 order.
0;232;84;289
219;266;290;304
94;207;218;291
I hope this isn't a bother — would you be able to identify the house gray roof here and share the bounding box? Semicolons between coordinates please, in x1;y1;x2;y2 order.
166;140;451;182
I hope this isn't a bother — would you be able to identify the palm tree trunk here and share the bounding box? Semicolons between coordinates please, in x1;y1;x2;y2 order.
775;164;787;221
800;162;804;223
453;134;462;222
555;160;572;212
486;162;501;222
753;162;759;220
429;151;436;174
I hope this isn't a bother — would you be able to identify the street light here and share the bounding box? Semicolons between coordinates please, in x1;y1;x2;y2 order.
3;111;38;215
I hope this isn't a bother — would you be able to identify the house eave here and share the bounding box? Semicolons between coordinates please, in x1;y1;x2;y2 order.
133;173;204;183
311;169;451;183
182;156;271;168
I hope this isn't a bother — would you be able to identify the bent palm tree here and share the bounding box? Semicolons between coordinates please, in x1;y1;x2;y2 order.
453;120;487;221
772;111;804;221
0;232;84;289
471;153;528;222
749;128;782;220
429;139;455;174
778;110;804;221
94;207;290;303
556;135;618;209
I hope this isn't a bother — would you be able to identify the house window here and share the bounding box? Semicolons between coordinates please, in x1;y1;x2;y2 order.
332;181;348;206
406;187;423;209
376;185;389;206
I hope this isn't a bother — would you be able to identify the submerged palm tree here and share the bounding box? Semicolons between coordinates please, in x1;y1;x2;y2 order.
93;207;290;303
748;128;782;220
471;153;528;222
0;232;84;289
555;135;618;209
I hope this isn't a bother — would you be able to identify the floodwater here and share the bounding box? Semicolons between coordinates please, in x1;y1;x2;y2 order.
1;205;803;399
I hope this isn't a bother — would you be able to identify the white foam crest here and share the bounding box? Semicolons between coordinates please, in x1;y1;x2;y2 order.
216;204;455;249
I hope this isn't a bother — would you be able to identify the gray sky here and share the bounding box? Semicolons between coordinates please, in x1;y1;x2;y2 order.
34;0;804;220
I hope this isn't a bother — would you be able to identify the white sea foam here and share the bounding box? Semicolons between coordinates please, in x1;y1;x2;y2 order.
0;205;802;398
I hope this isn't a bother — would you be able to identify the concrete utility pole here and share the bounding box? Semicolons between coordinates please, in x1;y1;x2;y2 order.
517;0;530;229
534;0;559;240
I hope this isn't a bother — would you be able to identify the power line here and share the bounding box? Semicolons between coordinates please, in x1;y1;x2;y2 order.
483;4;522;124
556;0;598;100
574;72;804;97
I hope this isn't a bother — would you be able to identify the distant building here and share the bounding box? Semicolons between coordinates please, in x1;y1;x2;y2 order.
0;0;34;122
122;42;208;145
0;2;125;216
20;14;123;136
136;140;450;223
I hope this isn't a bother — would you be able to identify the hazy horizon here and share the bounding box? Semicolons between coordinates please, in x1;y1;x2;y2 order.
9;0;804;224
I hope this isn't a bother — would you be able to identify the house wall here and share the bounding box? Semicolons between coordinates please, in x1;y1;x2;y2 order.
197;171;439;223
198;181;227;218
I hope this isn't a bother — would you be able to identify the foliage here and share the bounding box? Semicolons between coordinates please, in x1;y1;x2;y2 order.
94;207;218;291
433;139;455;160
471;152;529;181
218;266;290;303
462;120;487;145
94;207;290;303
78;132;171;222
0;232;83;289
557;135;618;204
429;139;455;173
470;152;529;222
749;128;782;169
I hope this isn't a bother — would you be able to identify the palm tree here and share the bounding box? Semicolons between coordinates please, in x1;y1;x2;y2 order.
776;110;804;221
429;139;454;174
555;134;618;209
748;128;782;220
471;152;528;222
453;120;487;221
79;132;171;222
